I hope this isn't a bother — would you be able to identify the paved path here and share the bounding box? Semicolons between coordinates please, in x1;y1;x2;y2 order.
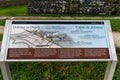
113;32;120;48
0;26;4;34
0;16;120;20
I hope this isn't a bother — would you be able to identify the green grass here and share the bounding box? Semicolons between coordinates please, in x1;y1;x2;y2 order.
114;62;120;80
113;48;120;80
7;62;106;80
0;20;5;25
0;34;2;41
0;60;119;80
111;19;120;32
0;5;27;16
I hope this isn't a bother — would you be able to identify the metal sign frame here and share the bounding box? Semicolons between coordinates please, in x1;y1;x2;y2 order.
0;20;117;80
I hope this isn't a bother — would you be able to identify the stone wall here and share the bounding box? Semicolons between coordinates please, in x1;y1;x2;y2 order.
27;0;120;15
0;0;28;7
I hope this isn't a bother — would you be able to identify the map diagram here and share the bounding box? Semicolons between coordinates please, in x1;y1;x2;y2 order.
9;24;108;48
9;29;71;48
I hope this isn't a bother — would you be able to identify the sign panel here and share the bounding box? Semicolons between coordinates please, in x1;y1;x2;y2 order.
5;21;110;59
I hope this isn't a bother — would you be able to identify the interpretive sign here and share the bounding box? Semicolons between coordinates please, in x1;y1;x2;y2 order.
0;20;117;80
7;21;109;59
0;20;115;61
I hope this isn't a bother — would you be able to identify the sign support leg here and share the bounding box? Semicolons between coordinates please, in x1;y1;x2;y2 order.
0;62;12;80
104;61;117;80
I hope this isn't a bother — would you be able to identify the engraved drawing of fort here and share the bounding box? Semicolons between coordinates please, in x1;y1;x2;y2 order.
9;28;72;48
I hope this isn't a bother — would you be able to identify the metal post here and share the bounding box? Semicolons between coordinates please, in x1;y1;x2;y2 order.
0;62;12;80
104;61;117;80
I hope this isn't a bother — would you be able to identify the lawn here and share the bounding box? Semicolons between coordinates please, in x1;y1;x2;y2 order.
8;62;106;80
0;5;27;16
111;19;120;32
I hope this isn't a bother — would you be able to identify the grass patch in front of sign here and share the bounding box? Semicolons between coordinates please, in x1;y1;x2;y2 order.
114;61;120;80
8;62;106;80
113;48;120;80
0;71;2;80
115;48;120;78
0;5;27;16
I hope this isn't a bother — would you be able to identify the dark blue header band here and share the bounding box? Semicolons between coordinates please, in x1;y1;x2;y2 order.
12;21;104;24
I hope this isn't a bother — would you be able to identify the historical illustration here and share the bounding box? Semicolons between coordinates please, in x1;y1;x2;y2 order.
10;29;73;48
9;23;108;48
